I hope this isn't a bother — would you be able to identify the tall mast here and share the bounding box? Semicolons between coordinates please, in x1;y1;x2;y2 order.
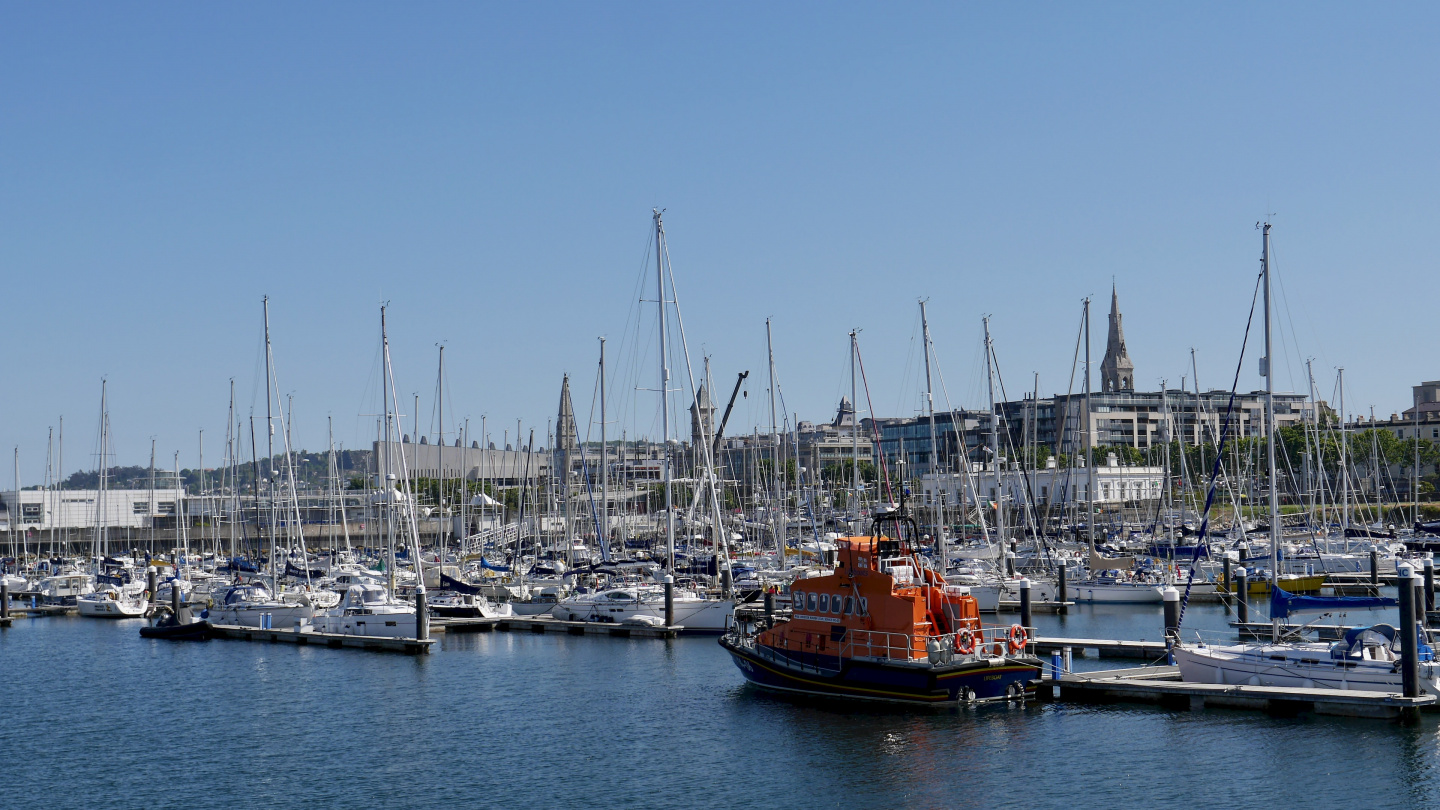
850;330;860;517
1339;367;1349;534
1083;298;1095;548
149;440;156;557
1262;222;1279;589
262;297;277;587
1305;360;1318;528
381;306;395;593
766;318;782;565
599;337;608;556
920;301;943;568
654;210;675;572
437;345;446;564
983;317;1004;551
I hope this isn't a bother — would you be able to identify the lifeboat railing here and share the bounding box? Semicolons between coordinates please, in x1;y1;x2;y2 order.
842;625;1036;663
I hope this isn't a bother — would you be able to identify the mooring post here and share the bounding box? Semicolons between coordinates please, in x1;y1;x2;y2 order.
1005;551;1016;578
1222;557;1231;595
415;587;429;641
1062;645;1072;674
1399;565;1420;698
1162;586;1180;644
1050;650;1062;680
171;583;181;623
664;575;675;627
720;567;732;598
1235;568;1248;625
763;589;775;627
1057;562;1068;615
1425;556;1435;616
1;582;8;620
1371;550;1379;588
147;567;158;604
1019;578;1032;630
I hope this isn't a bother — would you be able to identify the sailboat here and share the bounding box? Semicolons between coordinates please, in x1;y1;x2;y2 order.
77;381;147;619
1173;223;1430;693
551;210;734;632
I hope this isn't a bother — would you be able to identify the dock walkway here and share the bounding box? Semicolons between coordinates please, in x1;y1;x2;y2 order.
1041;664;1434;720
437;615;681;639
207;624;434;654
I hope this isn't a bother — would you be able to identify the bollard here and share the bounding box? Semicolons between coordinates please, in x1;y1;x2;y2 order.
1005;552;1016;578
1398;567;1419;698
1;582;8;620
1370;550;1379;588
1426;558;1436;616
1235;568;1248;624
1057;562;1068;615
664;575;675;628
1019;578;1032;630
1050;651;1062;680
1222;557;1231;594
415;588;429;641
1162;587;1180;648
763;590;776;627
147;567;158;605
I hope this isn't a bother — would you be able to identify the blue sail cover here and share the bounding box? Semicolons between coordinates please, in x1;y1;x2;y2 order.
1269;584;1396;619
479;556;511;573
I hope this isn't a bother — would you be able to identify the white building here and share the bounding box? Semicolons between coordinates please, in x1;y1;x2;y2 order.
0;488;185;532
920;454;1166;509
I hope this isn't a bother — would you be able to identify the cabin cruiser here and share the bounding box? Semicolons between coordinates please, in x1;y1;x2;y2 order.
721;507;1042;704
211;581;315;628
35;572;94;607
311;583;417;638
1071;569;1166;603
76;583;148;618
426;592;513;618
551;583;734;632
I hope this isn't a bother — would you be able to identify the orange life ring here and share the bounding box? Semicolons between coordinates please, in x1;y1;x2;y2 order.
1008;623;1028;654
955;629;976;655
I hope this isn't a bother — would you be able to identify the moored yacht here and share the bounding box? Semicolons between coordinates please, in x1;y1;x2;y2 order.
211;581;315;628
551;582;734;632
311;583;417;638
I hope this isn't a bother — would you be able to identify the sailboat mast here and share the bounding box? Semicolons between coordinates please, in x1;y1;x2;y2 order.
1083;299;1095;547
983;317;1004;550
654;210;675;573
599;337;608;555
920;301;943;568
1339;367;1349;535
262;297;278;587
766;317;783;566
437;345;446;566
1262;222;1279;589
381;306;395;594
850;330;860;516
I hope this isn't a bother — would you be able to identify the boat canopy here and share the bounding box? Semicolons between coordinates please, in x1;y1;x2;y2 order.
1269;585;1396;619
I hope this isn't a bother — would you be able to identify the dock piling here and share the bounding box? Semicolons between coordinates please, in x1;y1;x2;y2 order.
1370;550;1379;588
1019;578;1032;629
2;581;8;620
1399;565;1420;698
663;575;674;628
171;583;181;623
1005;551;1015;578
1235;568;1248;624
1426;557;1435;615
415;588;429;641
1222;557;1231;596
147;567;157;604
763;590;775;627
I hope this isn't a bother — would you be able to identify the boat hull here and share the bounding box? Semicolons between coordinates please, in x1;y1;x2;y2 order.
721;636;1041;704
1174;644;1440;696
140;621;213;641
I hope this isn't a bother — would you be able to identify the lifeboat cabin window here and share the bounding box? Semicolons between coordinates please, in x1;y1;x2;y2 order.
832;596;842;615
792;591;803;609
858;597;868;615
819;594;829;612
843;596;854;614
807;593;817;612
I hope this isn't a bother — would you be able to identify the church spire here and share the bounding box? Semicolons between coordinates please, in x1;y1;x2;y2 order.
1100;283;1134;392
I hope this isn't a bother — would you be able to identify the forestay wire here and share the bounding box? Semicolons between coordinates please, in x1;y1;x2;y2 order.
1176;269;1265;631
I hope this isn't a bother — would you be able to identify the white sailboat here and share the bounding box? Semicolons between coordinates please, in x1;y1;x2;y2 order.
1174;223;1431;695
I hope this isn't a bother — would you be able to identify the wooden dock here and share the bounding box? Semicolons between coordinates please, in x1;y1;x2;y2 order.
994;600;1074;614
1040;664;1435;720
437;615;681;639
207;624;435;654
1031;636;1170;659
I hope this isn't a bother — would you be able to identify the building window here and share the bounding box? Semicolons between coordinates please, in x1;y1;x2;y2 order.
133;502;148;514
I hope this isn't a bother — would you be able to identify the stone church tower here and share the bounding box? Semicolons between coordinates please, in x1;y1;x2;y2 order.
1100;285;1135;392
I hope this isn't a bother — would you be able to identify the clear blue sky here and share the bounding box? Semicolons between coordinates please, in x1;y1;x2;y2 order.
2;3;1436;483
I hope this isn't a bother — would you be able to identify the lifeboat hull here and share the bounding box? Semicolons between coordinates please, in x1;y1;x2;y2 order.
721;636;1041;704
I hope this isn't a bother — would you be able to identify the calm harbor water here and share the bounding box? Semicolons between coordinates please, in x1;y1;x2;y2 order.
4;600;1439;809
